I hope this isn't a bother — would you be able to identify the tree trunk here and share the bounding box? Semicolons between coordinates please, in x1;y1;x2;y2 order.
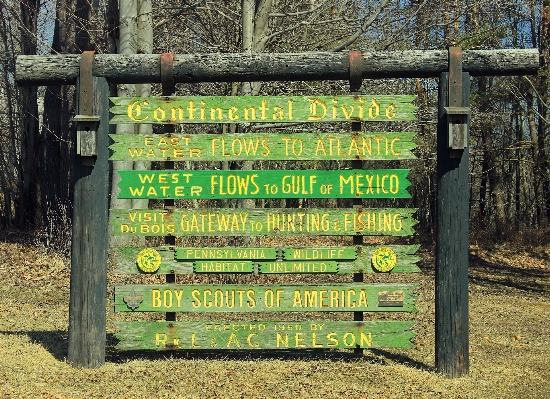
109;0;138;246
40;0;77;251
17;0;40;228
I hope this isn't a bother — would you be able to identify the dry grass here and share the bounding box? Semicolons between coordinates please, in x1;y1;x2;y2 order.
1;236;549;399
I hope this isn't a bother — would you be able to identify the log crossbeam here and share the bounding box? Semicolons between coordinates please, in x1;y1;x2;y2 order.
16;49;539;86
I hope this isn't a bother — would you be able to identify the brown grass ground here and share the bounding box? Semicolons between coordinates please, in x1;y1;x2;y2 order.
0;234;549;399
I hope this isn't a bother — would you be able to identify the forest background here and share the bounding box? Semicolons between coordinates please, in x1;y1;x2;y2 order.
1;0;549;249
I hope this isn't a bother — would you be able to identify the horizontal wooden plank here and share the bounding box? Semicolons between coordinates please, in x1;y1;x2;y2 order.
113;283;418;312
258;261;339;273
116;169;411;200
108;132;417;161
175;247;278;260
111;245;420;274
109;95;417;124
194;261;254;273
110;246;192;274
339;244;422;274
114;320;416;350
283;247;357;260
109;208;418;237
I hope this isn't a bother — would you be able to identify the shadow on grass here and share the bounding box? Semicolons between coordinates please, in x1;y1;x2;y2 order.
468;253;550;294
105;345;432;371
5;329;431;371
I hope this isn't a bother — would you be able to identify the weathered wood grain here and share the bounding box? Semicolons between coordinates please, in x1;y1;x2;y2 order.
193;261;255;273
116;169;411;200
111;246;193;274
111;245;420;275
282;247;358;260
109;95;417;124
109;208;418;237
109;132;418;161
175;247;278;260
339;244;421;274
114;320;416;350
113;283;418;312
258;261;340;273
16;49;539;86
67;76;109;368
436;72;470;377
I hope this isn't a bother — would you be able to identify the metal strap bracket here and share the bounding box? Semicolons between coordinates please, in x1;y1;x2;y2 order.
446;47;469;152
349;50;363;94
75;51;100;160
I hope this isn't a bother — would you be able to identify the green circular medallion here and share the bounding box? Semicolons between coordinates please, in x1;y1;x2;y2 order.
137;248;162;273
371;247;397;272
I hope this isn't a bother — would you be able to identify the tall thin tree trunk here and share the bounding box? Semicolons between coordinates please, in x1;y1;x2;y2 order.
40;0;77;251
18;0;40;228
109;0;138;246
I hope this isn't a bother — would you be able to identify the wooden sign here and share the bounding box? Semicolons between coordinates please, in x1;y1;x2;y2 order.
193;261;254;273
109;95;417;124
115;320;416;350
110;208;418;237
113;283;418;312
175;247;277;260
109;132;417;161
283;247;357;260
258;261;339;273
116;169;411;200
110;245;420;274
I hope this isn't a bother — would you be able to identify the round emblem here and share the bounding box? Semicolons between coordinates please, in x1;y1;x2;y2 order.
371;247;397;272
137;248;162;273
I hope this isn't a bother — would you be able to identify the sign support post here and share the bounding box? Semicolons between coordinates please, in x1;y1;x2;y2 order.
349;51;364;355
67;52;110;367
435;47;470;377
160;53;177;323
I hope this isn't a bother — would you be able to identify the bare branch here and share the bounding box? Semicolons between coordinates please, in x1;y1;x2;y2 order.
329;0;395;52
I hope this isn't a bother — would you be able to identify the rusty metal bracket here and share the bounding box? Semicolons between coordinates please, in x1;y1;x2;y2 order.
349;51;363;94
161;52;175;97
446;47;469;154
74;51;100;162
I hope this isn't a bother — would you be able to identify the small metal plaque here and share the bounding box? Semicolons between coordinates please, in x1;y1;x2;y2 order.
378;290;404;307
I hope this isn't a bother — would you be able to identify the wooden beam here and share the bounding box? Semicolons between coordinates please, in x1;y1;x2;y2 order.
15;49;539;86
67;76;110;368
435;71;470;377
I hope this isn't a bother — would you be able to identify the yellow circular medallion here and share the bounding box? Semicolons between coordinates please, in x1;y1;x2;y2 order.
371;247;397;272
136;248;162;273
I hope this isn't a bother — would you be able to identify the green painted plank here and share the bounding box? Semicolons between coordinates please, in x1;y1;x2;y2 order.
108;132;417;161
109;208;418;237
116;169;411;200
110;245;421;275
258;261;339;274
283;247;357;260
113;283;418;312
193;261;255;273
175;247;278;260
109;95;417;124
110;246;192;274
339;244;422;274
114;320;416;350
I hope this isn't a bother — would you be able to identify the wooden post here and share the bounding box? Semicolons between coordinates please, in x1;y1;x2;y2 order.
67;56;110;367
435;48;470;377
161;53;177;323
349;51;364;355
